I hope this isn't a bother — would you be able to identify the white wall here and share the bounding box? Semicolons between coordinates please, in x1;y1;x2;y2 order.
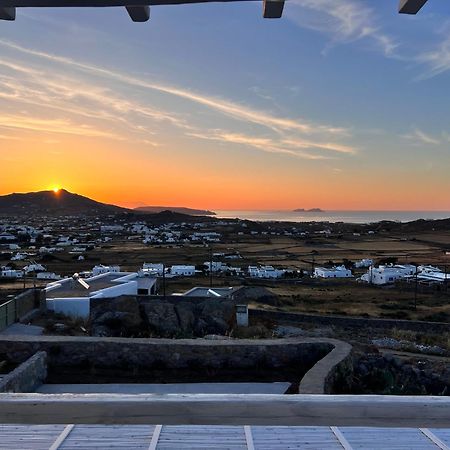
47;297;90;319
90;280;138;299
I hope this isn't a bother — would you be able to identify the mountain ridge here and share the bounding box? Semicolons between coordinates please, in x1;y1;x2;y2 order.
134;206;215;216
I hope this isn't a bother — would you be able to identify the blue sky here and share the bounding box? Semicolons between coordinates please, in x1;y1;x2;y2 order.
1;0;450;209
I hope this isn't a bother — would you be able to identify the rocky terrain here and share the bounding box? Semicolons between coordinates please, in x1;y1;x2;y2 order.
345;349;449;395
89;296;236;338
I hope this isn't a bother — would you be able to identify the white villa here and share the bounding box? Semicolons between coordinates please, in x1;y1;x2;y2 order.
0;267;24;278
170;265;196;276
360;264;416;285
92;265;121;277
314;266;353;278
354;258;374;268
45;270;158;318
142;263;165;276
248;265;286;279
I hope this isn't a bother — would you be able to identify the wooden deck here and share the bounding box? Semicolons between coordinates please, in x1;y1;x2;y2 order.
0;425;448;449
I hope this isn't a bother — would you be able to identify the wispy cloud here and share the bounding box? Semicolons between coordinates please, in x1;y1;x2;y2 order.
0;115;123;139
0;39;357;159
187;130;355;159
286;0;399;57
403;128;441;145
415;35;450;80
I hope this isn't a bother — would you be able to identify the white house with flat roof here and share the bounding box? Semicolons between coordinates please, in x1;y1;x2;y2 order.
45;271;157;319
92;265;121;277
248;265;286;279
361;264;416;285
314;266;352;278
142;263;164;276
0;268;23;278
170;265;196;276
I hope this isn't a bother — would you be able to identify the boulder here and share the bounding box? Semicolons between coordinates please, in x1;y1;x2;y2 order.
174;302;196;333
196;300;235;336
143;301;180;337
90;296;142;337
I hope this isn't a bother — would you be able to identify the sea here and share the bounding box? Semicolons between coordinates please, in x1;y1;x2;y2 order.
214;210;450;224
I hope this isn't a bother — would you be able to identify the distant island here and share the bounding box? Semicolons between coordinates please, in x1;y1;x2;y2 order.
134;206;216;216
293;208;324;213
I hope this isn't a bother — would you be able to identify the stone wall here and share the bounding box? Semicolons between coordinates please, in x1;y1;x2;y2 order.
90;296;238;338
0;336;351;394
250;308;450;333
0;351;47;393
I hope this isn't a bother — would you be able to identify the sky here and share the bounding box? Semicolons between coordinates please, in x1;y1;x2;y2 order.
0;0;450;210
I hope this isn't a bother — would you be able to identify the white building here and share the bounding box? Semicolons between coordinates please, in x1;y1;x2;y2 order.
142;263;165;276
170;265;196;276
204;261;226;273
355;259;374;269
314;266;353;278
92;265;121;277
45;271;158;319
11;253;27;261
0;268;24;278
24;263;46;274
416;266;450;284
248;265;286;279
361;264;416;285
36;272;61;280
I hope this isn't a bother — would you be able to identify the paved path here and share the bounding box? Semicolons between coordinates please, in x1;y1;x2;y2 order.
0;323;44;336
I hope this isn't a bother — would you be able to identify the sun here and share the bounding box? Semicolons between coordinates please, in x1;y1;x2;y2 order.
53;187;60;194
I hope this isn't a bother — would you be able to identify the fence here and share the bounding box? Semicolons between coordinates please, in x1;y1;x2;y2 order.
0;289;41;332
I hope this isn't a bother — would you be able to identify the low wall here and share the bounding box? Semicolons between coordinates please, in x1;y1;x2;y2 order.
0;351;47;393
16;289;45;316
0;336;351;394
250;308;450;333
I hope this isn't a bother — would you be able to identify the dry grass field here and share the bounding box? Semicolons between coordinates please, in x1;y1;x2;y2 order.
256;280;450;322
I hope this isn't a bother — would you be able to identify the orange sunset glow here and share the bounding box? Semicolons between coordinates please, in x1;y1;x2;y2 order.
1;31;449;212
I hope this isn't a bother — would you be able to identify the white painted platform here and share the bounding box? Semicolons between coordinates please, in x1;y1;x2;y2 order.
37;383;291;395
0;425;449;449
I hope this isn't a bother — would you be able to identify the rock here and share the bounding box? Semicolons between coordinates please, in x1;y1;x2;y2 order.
90;296;143;337
91;324;113;337
196;300;235;336
143;301;179;337
174;302;195;333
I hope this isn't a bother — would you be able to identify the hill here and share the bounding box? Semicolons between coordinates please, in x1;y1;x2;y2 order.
134;206;216;216
0;189;127;216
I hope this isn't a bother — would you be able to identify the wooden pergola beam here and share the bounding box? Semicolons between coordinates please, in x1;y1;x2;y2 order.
0;6;15;19
126;5;149;21
399;0;429;14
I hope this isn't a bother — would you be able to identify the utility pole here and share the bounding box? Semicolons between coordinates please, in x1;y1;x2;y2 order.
414;265;418;311
162;263;166;299
209;246;213;288
444;264;448;293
